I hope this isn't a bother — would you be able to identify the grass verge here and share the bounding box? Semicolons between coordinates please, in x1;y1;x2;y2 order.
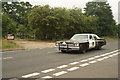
101;37;118;40
1;39;24;51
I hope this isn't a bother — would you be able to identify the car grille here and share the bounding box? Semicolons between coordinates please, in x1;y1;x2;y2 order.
59;43;74;47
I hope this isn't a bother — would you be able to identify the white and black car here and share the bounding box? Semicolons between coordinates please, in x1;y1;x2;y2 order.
55;34;106;53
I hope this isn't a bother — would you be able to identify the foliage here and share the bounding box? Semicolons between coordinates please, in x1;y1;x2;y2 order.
84;1;117;36
2;2;32;25
2;14;17;38
28;5;100;40
2;1;32;38
2;1;118;41
117;24;120;37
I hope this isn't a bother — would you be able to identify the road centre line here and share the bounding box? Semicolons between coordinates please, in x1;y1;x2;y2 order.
97;58;104;61
112;53;119;56
69;62;79;65
67;67;79;71
109;55;114;57
53;71;67;76
94;56;101;58
84;50;119;62
80;59;88;62
22;73;40;78
80;63;89;67
57;65;68;69
41;69;55;73
42;76;53;79
89;60;97;64
88;57;95;60
103;56;109;59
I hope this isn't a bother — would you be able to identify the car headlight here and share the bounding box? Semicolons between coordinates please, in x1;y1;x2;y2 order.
55;43;59;46
74;43;79;46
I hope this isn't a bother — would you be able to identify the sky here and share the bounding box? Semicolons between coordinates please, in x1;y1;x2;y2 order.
21;0;120;23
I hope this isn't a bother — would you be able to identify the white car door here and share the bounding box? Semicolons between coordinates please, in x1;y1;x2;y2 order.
88;35;96;48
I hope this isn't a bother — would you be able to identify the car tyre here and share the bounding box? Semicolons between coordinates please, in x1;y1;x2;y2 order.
96;43;102;50
61;50;67;53
79;44;87;53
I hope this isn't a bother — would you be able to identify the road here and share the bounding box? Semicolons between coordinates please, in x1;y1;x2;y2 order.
1;40;119;79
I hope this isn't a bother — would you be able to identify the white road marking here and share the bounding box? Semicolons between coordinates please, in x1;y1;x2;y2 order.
88;57;95;60
3;57;13;60
112;50;119;53
110;54;116;57
112;53;118;56
69;62;79;65
41;69;55;73
80;59;88;62
42;76;52;79
108;54;116;57
103;50;119;55
97;58;104;61
100;54;107;57
94;56;100;58
67;67;79;71
105;52;112;55
53;71;67;76
103;56;109;59
80;63;89;67
57;65;68;69
22;73;40;78
89;60;97;64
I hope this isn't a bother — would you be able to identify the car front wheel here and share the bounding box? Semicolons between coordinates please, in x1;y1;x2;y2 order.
61;50;67;53
79;44;87;53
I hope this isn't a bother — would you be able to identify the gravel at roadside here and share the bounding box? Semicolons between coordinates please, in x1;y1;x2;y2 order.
14;41;55;50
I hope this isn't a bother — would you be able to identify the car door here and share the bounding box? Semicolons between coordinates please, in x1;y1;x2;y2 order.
88;35;96;48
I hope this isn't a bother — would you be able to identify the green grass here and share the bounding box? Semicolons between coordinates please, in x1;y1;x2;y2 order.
101;36;118;40
2;40;22;50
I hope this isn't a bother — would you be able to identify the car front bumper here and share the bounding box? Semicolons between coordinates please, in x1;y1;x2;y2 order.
55;46;79;50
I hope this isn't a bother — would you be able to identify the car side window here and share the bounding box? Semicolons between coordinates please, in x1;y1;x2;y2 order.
94;36;98;40
89;35;92;40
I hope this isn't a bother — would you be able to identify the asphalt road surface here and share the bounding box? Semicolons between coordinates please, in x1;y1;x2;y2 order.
1;40;119;79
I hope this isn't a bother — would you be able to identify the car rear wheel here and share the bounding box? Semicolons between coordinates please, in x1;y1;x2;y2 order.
79;44;87;53
96;43;102;50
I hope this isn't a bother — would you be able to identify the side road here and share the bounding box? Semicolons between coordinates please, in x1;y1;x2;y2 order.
1;40;55;52
14;41;55;49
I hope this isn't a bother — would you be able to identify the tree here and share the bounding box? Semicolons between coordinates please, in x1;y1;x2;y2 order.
2;2;32;25
117;24;120;37
2;1;33;39
28;5;70;40
84;1;116;36
2;14;17;38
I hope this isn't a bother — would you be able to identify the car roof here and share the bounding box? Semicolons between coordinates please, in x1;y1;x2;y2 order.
74;34;96;36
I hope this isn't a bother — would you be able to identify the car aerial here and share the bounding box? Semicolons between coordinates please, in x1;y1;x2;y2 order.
55;34;106;53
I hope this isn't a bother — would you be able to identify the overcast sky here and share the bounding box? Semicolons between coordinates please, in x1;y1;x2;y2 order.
21;0;119;23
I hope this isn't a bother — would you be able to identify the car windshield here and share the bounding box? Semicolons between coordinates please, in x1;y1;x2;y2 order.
70;35;88;40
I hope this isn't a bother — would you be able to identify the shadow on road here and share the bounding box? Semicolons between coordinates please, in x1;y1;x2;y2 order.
57;48;106;54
